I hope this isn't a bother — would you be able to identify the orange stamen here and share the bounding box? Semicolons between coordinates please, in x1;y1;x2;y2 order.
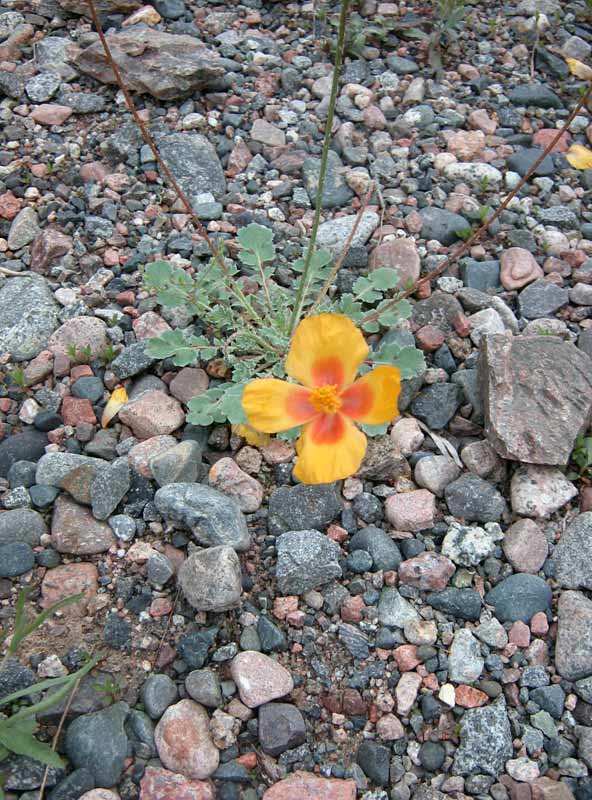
309;384;342;414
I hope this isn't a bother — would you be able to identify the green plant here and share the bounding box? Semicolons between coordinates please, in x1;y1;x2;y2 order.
8;367;26;389
407;0;466;72
93;676;123;704
0;589;100;793
66;344;93;364
99;343;119;365
568;434;592;480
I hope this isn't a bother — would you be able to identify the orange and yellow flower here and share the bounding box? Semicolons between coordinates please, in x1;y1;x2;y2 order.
242;314;401;484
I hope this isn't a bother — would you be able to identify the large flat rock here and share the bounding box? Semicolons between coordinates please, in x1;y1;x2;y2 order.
480;334;592;464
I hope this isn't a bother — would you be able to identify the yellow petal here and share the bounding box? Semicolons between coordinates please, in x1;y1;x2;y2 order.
286;313;369;389
231;424;272;447
566;57;592;81
341;365;401;425
293;414;367;484
101;386;128;428
566;144;592;170
242;378;316;433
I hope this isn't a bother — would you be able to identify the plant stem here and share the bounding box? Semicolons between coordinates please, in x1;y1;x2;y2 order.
361;82;592;327
288;0;351;336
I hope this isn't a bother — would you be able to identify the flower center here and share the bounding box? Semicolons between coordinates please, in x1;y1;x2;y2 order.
310;384;342;414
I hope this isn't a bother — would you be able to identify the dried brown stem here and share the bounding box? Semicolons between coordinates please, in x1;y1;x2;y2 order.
362;83;592;326
38;675;83;800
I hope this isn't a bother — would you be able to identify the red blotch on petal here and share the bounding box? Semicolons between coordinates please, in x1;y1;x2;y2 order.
311;356;345;387
307;413;346;444
285;386;315;423
340;380;374;420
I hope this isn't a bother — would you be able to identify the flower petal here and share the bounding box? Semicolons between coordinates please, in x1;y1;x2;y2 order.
242;378;315;433
231;424;272;447
286;313;369;388
341;365;401;425
101;385;128;428
566;144;592;170
294;414;367;484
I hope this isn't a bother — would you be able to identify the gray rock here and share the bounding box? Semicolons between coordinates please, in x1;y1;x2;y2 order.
141;674;178;719
393;104;435;134
442;521;503;566
150;440;202;486
480;334;592;465
507;148;554;177
275;529;342;595
0;430;48;479
74;27;225;100
415;455;461;497
449;629;484;683
64;702;129;788
155;483;250;551
185;669;223;708
412;292;464;334
419;207;468;246
509;84;563;108
530;685;565;719
357;739;391;786
36;453;107;487
7;208;40;251
0;542;35;577
108;514;136;541
0;659;35;701
349;526;401;571
58;90;105;113
35;36;77;80
444;475;507;523
111;341;157;379
575;676;592;704
90;457;130;520
158;132;226;201
147;552;174;587
556;591;592;680
485;574;552;623
316;211;379;255
267;484;342;536
460;259;501;291
0;508;46;546
553;513;592;590
25;72;61;103
453;698;513;776
178;545;242;611
0;754;63;791
426;588;482;621
378;586;419;627
538;206;579;228
386;54;419;73
258;703;306;756
302;150;354;208
0;276;59;361
410;383;462;429
518;280;569;319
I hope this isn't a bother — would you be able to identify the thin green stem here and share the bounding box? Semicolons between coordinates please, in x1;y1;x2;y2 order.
288;0;351;336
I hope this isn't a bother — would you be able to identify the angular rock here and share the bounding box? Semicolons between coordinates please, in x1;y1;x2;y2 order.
453;697;513;776
178;546;241;612
480;335;592;464
398;552;455;591
369;238;420;288
36;453;107;487
556;591;592;680
150;440;202;486
449;629;484;683
303;150;353;208
230;651;293;708
518;280;569;320
276;530;342;595
378;586;419;627
503;519;548;573
419;207;468;246
442;521;503;566
48;316;108;358
51;495;115;554
155;483;250;551
118;390;184;439
267;483;342;536
553;513;592;589
356;739;390;786
0;276;59;361
41;563;98;614
90;457;130;520
426;588;482;621
139;766;215;800
385;489;436;531
74;28;225;100
65;702;129;788
262;772;356;800
157;133;226;201
154;700;219;780
316;211;379;256
444;474;507;523
485;574;552;622
258;703;306;756
510;466;577;518
208;457;263;513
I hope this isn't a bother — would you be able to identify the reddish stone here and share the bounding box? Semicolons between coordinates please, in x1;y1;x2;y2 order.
227;140;253;177
132;311;172;340
340;595;365;623
169;368;209;405
455;685;488;708
385;490;436;532
396;671;422;715
273;596;298;620
263;772;356;800
71;365;94;381
41;563;98;615
326;524;348;543
393;645;421;671
509;620;531;648
150;597;174;617
30;228;72;274
415;325;445;352
532;129;571;154
369;238;420;287
23;351;53;386
61;396;97;426
501;776;533;800
0;190;22;221
398;552;455;591
116;291;135;306
580;486;592;512
286;610;305;627
31;104;73;126
342;688;367;716
119;390;184;439
531;612;549;636
139;766;215;800
154;700;219;780
531;778;575;800
80;162;108;183
260;439;295;465
503;519;547;574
